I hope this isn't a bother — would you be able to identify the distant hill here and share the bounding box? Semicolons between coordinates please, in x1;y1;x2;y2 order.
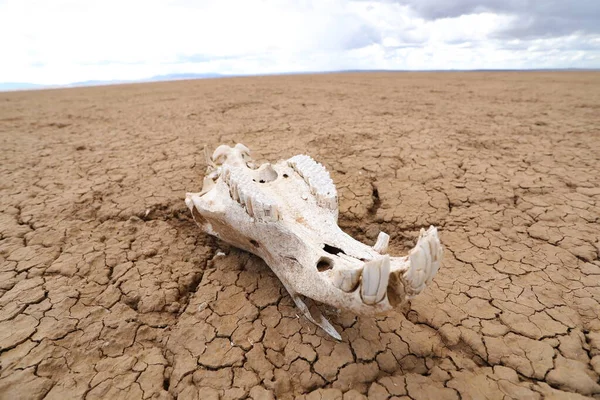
0;73;224;92
0;82;47;91
148;73;223;81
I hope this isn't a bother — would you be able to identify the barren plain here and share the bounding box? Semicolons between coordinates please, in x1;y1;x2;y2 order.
0;72;599;399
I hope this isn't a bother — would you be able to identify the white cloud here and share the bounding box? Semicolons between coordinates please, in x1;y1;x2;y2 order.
0;0;598;85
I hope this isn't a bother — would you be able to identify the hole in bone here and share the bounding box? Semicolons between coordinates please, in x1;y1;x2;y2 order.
283;174;289;178
317;257;333;272
250;239;260;248
323;244;346;256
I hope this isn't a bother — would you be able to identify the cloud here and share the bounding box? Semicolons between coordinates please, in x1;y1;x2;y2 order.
0;0;598;85
392;0;600;38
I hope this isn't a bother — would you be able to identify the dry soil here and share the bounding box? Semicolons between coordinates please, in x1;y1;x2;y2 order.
1;72;599;399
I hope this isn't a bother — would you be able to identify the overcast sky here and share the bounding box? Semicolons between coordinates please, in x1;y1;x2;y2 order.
1;0;599;85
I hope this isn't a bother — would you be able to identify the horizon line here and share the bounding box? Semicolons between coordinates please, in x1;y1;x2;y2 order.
2;67;599;92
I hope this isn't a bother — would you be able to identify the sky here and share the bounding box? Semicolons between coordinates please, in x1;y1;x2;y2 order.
1;0;599;85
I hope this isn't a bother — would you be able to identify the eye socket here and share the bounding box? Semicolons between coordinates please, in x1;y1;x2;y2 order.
317;257;333;272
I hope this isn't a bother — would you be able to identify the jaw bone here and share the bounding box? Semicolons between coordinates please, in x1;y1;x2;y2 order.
185;144;443;340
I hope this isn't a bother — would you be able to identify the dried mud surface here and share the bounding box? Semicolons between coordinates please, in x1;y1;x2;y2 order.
1;72;599;399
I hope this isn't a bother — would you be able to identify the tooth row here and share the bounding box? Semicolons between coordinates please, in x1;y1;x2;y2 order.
287;155;338;210
222;166;280;222
404;226;443;296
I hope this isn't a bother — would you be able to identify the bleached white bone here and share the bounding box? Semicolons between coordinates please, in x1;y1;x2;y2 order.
185;144;443;339
373;231;390;254
288;154;337;211
212;144;231;164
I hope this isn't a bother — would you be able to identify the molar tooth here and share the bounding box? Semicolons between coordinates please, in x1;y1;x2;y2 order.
222;167;231;183
428;238;437;261
231;183;239;202
405;242;428;294
375;255;390;303
252;195;264;221
361;257;384;305
419;240;432;272
262;200;272;220
360;256;390;304
423;228;442;283
245;194;254;217
331;268;361;292
253;195;277;222
262;199;279;221
426;227;443;263
264;206;275;220
271;205;280;221
373;231;390;254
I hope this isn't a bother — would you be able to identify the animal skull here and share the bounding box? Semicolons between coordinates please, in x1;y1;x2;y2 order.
185;144;443;339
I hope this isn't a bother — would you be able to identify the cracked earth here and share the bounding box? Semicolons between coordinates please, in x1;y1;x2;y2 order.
1;72;599;399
